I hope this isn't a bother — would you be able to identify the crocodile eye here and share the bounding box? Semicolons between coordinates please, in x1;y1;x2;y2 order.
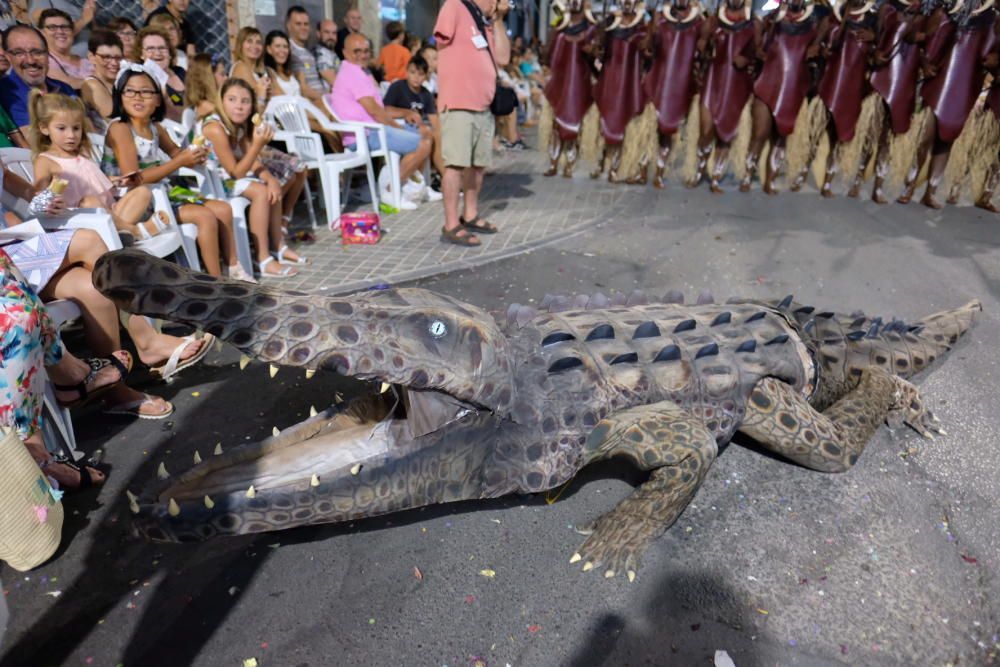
429;320;448;338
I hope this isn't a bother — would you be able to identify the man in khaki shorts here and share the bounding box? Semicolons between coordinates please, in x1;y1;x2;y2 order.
433;0;510;246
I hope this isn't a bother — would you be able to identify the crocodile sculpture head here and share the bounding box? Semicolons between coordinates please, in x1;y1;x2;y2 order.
93;250;979;580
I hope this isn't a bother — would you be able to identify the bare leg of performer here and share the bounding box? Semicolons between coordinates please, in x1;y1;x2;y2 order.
975;154;1000;212
652;132;674;189
920;133;951;210
563;139;579;178
870;107;892;204
898;114;935;204
742;98;773;193
709;141;731;194
591;144;608;180
607;144;624;183
820;120;839;198
687;107;714;188
544;122;562;177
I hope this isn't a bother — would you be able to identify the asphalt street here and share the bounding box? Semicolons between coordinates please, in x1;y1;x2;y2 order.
2;169;999;666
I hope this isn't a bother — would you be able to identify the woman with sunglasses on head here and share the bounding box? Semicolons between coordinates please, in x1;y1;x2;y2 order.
38;7;92;90
134;26;185;122
81;29;124;132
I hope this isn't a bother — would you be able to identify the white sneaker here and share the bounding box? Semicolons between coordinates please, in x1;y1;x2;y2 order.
423;187;443;202
382;188;418;210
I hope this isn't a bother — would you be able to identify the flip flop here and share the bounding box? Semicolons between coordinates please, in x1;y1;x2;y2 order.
459;215;498;234
54;352;132;408
103;393;175;420
148;334;215;381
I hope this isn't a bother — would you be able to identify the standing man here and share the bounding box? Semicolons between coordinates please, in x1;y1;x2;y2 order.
315;18;340;91
286;6;329;107
0;24;77;137
336;6;364;60
146;0;196;59
434;0;510;246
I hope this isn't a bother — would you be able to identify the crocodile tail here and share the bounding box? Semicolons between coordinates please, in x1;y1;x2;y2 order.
839;300;982;380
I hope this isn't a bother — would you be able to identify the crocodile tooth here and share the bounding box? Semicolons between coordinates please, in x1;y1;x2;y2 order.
214;443;223;455
193;451;202;465
311;474;320;487
246;485;256;498
604;570;615;578
626;290;648;306
126;490;138;503
305;369;315;379
633;321;660;339
351;464;362;475
309;405;318;417
582;562;594;572
846;330;866;341
673;319;696;333
778;294;794;309
696;289;714;305
128;495;140;514
239;355;251;370
653;345;681;362
627;570;636;583
765;334;790;346
710;311;732;326
380;382;391;394
736;339;757;353
569;553;582;564
269;364;279;378
850;316;867;328
695;343;719;359
662;289;684;304
204;495;215;509
866;323;880;338
157;462;170;480
167;498;180;517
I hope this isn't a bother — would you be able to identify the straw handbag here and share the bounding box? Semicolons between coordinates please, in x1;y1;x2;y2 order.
0;430;64;571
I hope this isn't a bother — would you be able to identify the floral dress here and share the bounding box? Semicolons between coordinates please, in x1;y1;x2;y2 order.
0;249;64;439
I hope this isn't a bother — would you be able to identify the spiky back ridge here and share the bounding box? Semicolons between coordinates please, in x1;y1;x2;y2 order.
499;289;814;444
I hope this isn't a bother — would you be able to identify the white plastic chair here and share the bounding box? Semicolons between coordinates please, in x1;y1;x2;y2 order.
194;165;255;276
322;96;403;210
266;95;380;222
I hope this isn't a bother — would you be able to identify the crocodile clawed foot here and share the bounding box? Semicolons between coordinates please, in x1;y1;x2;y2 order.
572;512;649;581
887;378;944;440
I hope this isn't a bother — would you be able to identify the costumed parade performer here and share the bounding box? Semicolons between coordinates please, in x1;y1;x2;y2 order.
975;44;1000;211
743;0;826;194
865;0;926;203
812;0;879;197
542;0;599;177
688;0;761;191
640;0;705;188
899;0;996;208
590;0;650;182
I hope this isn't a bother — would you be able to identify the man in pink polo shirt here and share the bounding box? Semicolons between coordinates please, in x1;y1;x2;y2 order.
329;33;432;209
434;0;510;246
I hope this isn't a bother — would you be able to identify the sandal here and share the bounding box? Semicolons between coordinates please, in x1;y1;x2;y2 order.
148;334;215;381
440;225;481;246
104;393;175;420
39;454;107;491
256;256;298;278
459;215;498;234
54;352;132;408
136;211;169;240
272;245;310;266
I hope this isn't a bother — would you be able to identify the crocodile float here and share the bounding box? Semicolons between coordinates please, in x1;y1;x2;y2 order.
93;249;980;580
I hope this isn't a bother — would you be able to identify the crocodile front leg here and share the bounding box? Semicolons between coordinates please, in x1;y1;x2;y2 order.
571;401;718;581
738;371;942;474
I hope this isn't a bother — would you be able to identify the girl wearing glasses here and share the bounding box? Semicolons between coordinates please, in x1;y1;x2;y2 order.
39;8;93;91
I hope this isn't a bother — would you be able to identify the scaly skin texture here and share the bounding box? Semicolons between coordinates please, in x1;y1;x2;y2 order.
93;250;981;580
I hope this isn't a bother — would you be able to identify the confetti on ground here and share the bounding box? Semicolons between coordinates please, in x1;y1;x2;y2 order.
229;586;239;596
191;391;200;397
756;608;769;615
527;625;541;633
242;659;258;667
478;569;496;579
43;591;61;598
369;618;376;625
260;642;269;649
413;566;423;581
464;595;476;604
961;554;978;564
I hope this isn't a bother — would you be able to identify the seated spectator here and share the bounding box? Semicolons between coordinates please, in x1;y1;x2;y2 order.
231;27;272;113
336;5;364;61
135;26;185;121
286;6;333;109
145;0;196;62
183;53;219;120
29;0;94;58
519;47;544;86
107;17;138;63
1;248;126;489
102;66;251;281
200;78;309;276
406;34;422;56
81;29;123;132
377;21;410;83
420;45;438;96
329;33;432;209
39;8;92;90
383;54;444;179
1;158;211;418
314;19;340;90
146;11;187;71
0;24;77;138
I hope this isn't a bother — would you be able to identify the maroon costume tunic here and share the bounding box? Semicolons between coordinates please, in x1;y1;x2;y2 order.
544;21;598;141
921;10;996;142
869;0;923;133
641;12;704;135
701;15;757;142
818;10;877;141
753;13;820;136
594;22;648;144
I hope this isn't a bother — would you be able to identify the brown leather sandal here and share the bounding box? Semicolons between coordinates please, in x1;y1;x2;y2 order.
440;226;481;246
459;215;498;234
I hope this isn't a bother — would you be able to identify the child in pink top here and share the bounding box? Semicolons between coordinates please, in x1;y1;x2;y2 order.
27;91;166;241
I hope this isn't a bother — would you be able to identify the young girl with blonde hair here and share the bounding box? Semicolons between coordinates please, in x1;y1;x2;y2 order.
28;90;166;242
201;78;308;277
